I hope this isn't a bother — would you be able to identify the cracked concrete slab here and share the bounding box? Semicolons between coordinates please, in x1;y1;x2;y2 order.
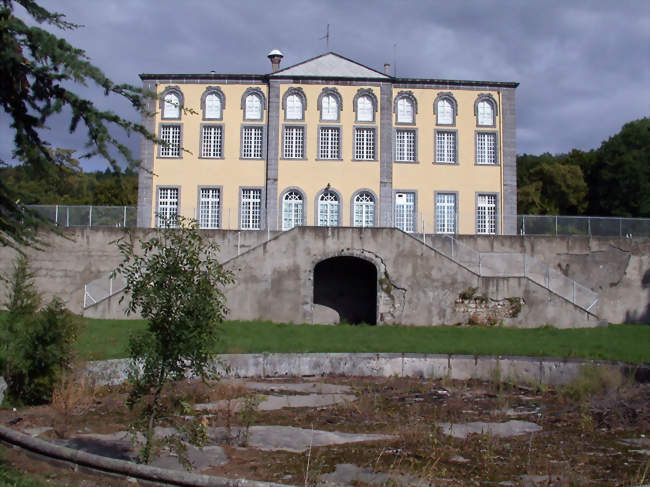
437;420;542;439
196;393;355;412
210;426;394;453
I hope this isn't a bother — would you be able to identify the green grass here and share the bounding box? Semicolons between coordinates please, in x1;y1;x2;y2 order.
0;448;51;487
74;317;650;364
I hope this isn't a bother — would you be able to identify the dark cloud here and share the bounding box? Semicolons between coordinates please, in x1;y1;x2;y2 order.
2;0;648;170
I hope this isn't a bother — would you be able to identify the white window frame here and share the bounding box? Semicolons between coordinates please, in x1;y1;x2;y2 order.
163;93;180;119
435;192;457;234
198;187;221;229
354;127;375;161
285;94;303;120
318;191;339;227
201;125;223;158
157;187;179;228
477;100;495;126
476;131;498;165
394;192;416;233
282;190;304;231
204;93;222;119
437;99;453;125
159;124;181;158
321;94;338;121
282;126;305;159
395;129;416;162
353;191;375;228
244;94;262;120
318;126;341;160
396;97;414;124
435;130;457;164
240;188;262;230
356;96;374;122
476;193;498;235
241;126;264;159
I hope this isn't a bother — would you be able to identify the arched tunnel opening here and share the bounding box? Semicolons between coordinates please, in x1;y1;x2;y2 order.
313;256;377;325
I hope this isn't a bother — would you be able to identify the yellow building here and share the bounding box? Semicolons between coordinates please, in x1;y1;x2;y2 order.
137;52;518;234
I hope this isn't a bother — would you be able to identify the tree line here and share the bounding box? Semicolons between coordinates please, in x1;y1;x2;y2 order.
518;117;650;217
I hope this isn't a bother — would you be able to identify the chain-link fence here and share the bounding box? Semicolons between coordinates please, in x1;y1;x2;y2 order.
27;205;136;228
518;215;650;237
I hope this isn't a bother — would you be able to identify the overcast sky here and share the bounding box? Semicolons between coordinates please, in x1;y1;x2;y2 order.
2;0;649;171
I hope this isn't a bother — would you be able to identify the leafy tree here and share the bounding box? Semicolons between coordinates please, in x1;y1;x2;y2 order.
587;118;650;217
116;217;234;464
0;0;156;248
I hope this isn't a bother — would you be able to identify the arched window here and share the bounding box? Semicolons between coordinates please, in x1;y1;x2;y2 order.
396;98;413;123
318;87;342;122
475;94;498;126
163;93;180;119
282;190;304;230
285;95;303;120
318;190;339;227
245;94;261;120
205;94;221;119
434;92;457;126
357;96;373;122
321;95;338;121
353;191;375;228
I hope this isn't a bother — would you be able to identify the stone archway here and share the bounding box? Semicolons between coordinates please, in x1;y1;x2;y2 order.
313;256;377;325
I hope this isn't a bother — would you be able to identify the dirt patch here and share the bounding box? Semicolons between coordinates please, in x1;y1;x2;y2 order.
1;375;649;486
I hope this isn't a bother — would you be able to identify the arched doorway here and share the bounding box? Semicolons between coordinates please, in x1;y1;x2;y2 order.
313;256;377;325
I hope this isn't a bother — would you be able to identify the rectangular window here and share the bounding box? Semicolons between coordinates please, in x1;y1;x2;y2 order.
477;194;497;234
240;188;262;230
394;192;415;233
476;132;497;165
201;125;222;158
435;130;456;164
199;188;220;229
160;125;181;157
283;126;304;159
435;193;457;234
242;126;263;159
354;127;375;160
319;127;340;159
157;187;178;228
395;129;416;162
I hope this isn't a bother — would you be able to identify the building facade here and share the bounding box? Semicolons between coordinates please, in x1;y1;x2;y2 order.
137;52;518;234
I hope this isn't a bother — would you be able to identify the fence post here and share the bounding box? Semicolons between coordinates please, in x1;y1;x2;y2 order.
109;276;113;296
123;206;127;227
66;207;70;227
89;206;93;227
554;215;558;235
619;217;622;237
237;231;241;256
572;280;576;304
83;284;87;308
55;205;59;225
522;215;525;235
546;268;550;289
451;237;455;259
587;217;591;237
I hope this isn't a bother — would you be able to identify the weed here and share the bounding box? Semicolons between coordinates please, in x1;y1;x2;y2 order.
50;361;96;438
238;393;262;447
560;364;627;402
459;287;478;301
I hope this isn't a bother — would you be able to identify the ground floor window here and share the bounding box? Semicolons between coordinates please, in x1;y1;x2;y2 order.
435;193;456;234
240;188;262;230
477;193;497;234
394;192;415;232
157;187;179;227
353;191;375;227
282;190;304;230
318;191;339;226
199;188;220;229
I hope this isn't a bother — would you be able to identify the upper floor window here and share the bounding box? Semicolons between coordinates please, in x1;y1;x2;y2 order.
160;124;181;158
283;87;306;121
160;86;183;119
318;87;342;122
394;91;417;124
318;127;341;159
475;94;498;126
201;87;225;120
434;93;457;126
354;89;377;123
241;87;266;121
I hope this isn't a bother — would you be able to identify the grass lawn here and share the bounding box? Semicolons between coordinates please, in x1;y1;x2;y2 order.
74;317;650;364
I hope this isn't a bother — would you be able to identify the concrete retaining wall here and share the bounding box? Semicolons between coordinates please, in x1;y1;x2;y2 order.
0;228;648;325
86;353;650;388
